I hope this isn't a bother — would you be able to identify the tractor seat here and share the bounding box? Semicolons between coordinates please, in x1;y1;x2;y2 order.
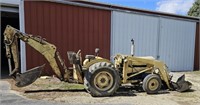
85;55;95;60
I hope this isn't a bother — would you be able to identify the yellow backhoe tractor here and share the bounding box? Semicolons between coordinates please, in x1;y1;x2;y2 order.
3;25;192;97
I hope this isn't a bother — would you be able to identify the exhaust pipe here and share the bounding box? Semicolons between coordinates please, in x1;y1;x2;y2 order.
131;39;135;56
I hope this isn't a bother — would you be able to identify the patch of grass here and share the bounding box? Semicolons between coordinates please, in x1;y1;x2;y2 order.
33;82;84;90
59;82;84;90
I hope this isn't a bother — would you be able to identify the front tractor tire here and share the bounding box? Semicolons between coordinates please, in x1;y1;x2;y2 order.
84;62;120;97
143;74;162;94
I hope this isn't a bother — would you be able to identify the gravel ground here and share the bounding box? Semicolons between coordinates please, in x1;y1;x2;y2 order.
2;71;200;105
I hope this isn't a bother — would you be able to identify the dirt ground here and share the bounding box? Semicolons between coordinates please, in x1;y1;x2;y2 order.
3;71;200;105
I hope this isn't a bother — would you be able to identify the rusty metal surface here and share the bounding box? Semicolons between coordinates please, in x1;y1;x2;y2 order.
24;1;111;75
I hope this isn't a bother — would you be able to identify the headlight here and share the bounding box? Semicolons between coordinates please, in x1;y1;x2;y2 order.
155;69;159;73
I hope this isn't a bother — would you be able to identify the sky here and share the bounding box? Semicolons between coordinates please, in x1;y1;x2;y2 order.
94;0;195;15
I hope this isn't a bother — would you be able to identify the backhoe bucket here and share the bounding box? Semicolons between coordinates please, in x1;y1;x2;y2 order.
15;64;45;87
173;74;192;92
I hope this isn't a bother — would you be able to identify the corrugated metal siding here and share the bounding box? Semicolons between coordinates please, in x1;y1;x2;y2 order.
159;18;196;71
24;1;111;75
111;11;159;58
111;11;196;71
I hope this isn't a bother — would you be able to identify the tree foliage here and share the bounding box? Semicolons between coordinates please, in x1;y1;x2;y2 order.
188;0;200;17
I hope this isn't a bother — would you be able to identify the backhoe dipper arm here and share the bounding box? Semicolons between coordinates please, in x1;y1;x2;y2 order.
4;25;69;83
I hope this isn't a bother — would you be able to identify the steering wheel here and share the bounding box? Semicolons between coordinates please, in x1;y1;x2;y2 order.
76;50;82;66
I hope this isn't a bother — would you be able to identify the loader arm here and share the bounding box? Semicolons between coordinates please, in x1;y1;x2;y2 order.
129;56;173;90
3;25;70;86
130;56;192;92
115;55;173;90
114;54;192;92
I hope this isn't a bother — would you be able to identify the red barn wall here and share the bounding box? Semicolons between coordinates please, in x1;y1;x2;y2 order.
24;1;111;75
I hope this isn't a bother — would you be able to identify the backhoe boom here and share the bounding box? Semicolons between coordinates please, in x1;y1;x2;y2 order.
4;25;70;86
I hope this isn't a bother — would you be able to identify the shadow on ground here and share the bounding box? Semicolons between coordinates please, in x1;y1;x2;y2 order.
24;89;86;93
116;86;170;96
181;88;196;93
24;85;175;97
4;76;194;98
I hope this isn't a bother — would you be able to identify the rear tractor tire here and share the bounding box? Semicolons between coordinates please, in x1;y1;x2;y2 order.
84;62;120;97
143;74;162;94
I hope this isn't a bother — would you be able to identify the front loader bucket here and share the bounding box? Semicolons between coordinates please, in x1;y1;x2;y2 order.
15;64;45;87
173;74;192;92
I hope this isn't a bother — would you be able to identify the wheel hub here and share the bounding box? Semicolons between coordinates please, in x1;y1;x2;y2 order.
94;71;114;91
148;79;159;91
100;78;106;83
